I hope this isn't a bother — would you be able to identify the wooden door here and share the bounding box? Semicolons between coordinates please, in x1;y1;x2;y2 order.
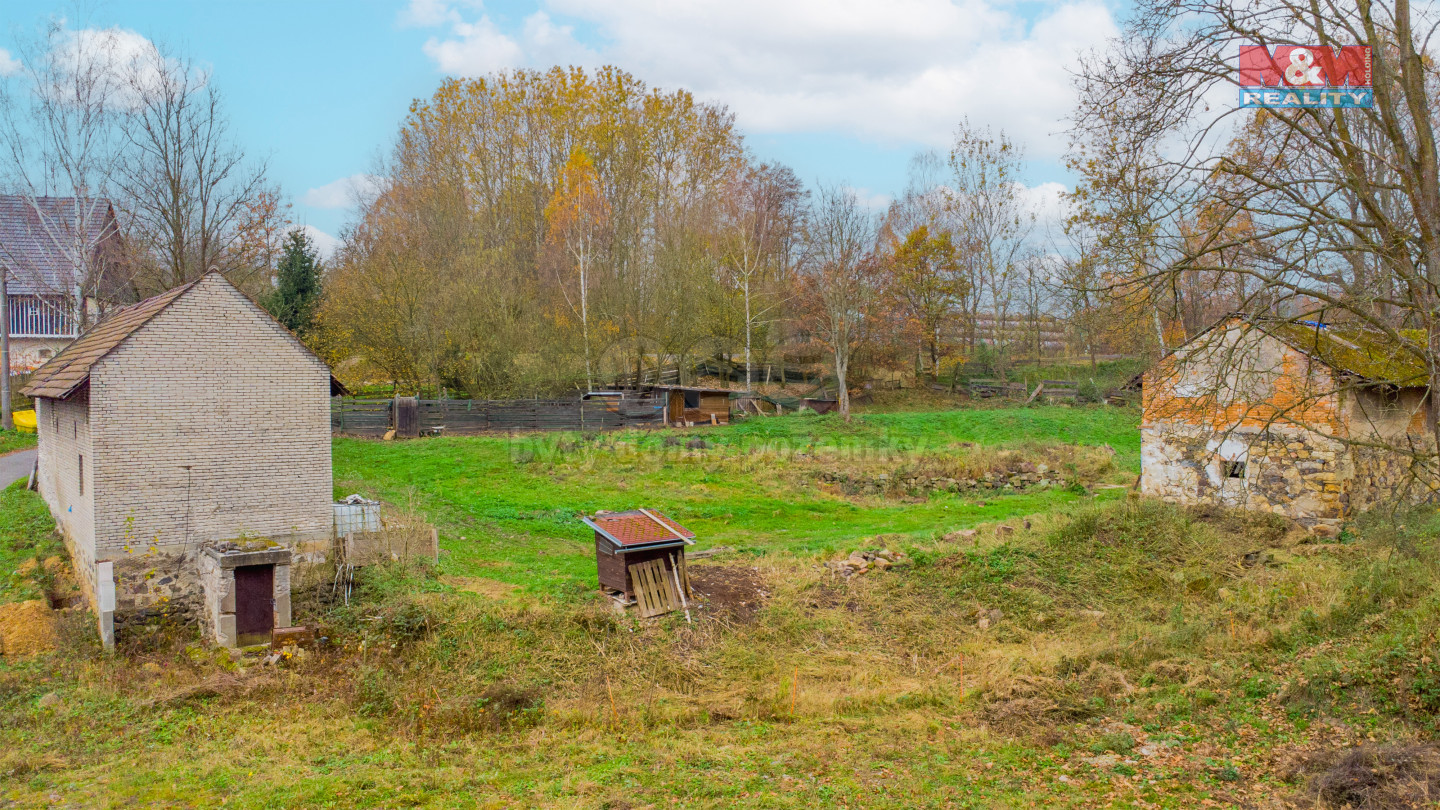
394;396;420;438
234;564;274;647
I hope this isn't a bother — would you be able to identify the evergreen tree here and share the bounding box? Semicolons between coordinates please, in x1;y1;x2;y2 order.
268;228;322;336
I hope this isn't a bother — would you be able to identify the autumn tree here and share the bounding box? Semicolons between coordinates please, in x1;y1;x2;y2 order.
325;67;750;396
544;148;609;390
1070;0;1440;475
798;185;882;421
718;162;805;389
947;121;1035;367
884;223;965;379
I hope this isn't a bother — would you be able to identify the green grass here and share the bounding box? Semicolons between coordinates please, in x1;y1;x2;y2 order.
0;429;36;456
0;480;61;604
333;406;1140;595
8;403;1440;807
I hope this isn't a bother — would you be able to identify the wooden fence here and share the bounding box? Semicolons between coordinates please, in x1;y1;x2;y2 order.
332;396;667;437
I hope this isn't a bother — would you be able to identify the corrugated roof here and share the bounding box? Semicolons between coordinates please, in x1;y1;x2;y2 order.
1255;319;1429;386
0;195;120;295
22;279;198;399
584;509;696;550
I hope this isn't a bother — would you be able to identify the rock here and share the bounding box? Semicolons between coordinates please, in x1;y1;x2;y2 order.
846;552;868;567
37;692;62;709
994;525;1015;538
873;558;892;571
1082;754;1120;769
876;549;897;562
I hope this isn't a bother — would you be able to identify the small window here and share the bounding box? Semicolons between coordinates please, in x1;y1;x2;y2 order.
78;455;84;496
1224;460;1246;480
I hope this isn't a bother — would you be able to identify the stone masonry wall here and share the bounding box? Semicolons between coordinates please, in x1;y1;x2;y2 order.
1141;421;1349;531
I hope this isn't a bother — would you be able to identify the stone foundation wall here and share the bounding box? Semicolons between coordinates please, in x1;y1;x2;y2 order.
1141;421;1349;531
1349;443;1440;515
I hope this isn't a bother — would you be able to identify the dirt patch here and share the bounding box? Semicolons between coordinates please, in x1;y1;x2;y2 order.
0;600;58;657
688;564;768;622
441;576;520;600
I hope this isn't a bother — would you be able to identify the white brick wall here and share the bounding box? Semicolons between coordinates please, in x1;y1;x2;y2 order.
79;274;334;557
35;391;96;598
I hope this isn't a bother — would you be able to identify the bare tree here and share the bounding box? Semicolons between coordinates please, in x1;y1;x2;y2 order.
947;121;1035;369
0;20;129;329
719;162;805;390
798;184;881;421
117;44;273;292
1071;0;1440;483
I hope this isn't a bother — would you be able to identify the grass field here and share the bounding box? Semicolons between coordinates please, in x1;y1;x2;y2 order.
4;404;1440;808
332;406;1140;597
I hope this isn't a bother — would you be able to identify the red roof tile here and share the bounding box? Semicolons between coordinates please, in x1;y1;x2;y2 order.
585;510;695;548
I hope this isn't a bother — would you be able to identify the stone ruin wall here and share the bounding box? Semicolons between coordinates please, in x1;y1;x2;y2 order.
1141;421;1349;532
1142;326;1351;533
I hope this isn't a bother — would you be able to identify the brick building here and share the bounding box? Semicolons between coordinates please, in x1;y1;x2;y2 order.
1141;316;1436;534
22;271;344;647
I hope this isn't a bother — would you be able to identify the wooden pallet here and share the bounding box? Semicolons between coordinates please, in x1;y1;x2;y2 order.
629;559;681;618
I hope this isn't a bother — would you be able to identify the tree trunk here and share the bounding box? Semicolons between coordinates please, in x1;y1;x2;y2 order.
835;348;850;422
743;276;753;391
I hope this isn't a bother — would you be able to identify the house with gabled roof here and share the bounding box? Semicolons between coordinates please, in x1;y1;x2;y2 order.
1141;315;1436;534
23;271;346;648
0;195;133;372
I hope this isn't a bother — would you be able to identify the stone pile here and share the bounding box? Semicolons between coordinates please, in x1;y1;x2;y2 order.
819;463;1064;497
825;548;912;578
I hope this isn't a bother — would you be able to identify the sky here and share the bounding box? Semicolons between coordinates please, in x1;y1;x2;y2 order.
0;0;1125;257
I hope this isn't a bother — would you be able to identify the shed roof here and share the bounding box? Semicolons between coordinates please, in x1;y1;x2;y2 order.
22;271;348;400
1148;315;1431;389
583;509;696;552
1255;319;1428;386
650;385;735;395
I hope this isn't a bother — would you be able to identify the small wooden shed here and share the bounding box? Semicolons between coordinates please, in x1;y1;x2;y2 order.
583;509;695;615
651;385;733;426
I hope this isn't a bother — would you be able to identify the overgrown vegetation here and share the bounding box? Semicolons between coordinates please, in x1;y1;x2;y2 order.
5;408;1440;807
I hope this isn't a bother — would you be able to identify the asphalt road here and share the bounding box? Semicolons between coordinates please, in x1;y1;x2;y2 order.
0;448;36;490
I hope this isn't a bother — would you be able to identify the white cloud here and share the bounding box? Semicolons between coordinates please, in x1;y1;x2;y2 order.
300;225;340;260
301;173;386;210
0;48;21;77
408;0;1118;158
848;186;893;211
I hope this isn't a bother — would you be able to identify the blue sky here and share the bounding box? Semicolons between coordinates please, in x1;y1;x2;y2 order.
0;0;1123;253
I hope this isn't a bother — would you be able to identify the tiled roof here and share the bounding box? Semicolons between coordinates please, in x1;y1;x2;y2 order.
584;509;696;549
0;195;119;295
22;279;198;399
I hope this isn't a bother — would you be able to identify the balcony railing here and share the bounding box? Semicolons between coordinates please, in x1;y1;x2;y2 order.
8;295;77;338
